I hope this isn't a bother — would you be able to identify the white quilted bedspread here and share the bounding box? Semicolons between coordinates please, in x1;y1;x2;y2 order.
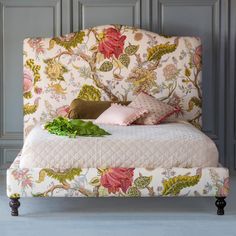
19;121;218;169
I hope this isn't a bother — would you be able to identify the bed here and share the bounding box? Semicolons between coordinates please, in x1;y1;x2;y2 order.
7;25;229;216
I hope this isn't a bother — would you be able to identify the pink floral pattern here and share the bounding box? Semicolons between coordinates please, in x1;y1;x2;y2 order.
27;38;45;56
100;168;134;193
98;27;126;59
56;105;70;117
218;177;230;196
23;68;34;93
163;64;179;80
11;169;33;189
193;45;202;69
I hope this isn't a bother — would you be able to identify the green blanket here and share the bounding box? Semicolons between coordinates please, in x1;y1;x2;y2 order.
44;117;110;138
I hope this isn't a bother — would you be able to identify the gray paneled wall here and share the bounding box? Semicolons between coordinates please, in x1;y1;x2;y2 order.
0;0;235;174
227;0;236;173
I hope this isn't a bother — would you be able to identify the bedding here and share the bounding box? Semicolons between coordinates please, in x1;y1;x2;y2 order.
94;103;148;125
128;92;179;124
68;99;130;119
19;121;218;170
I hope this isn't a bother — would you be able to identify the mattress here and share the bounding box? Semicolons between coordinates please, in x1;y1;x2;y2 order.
19;121;219;169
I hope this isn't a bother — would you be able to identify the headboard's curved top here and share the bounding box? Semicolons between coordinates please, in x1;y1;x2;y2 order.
23;24;202;137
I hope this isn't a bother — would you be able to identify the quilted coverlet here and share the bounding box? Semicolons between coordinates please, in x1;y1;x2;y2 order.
19;122;218;169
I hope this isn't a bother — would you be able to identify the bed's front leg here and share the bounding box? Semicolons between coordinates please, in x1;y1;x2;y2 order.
9;198;20;216
215;197;226;215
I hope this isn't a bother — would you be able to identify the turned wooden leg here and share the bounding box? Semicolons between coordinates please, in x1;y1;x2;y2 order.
9;198;20;216
215;197;226;215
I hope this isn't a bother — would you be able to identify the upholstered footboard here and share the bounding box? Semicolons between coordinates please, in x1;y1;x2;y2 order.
7;154;229;216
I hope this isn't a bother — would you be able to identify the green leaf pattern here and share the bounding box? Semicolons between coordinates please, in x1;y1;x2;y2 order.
119;54;130;68
99;61;113;72
37;168;83;183
127;186;141;197
134;176;152;189
77;84;101;101
187;97;202;112
162;175;201;196
147;42;177;61
125;44;139;55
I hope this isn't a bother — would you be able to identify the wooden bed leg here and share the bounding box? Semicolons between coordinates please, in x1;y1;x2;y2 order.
9;198;20;216
215;197;226;215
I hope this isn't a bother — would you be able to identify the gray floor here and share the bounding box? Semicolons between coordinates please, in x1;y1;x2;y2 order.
0;173;235;236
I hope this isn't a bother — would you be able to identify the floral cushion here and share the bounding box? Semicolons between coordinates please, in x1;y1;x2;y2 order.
128;92;178;124
23;25;202;137
94;103;148;125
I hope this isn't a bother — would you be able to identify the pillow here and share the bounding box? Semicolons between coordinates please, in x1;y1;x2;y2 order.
68;98;130;119
94;103;148;126
128;92;179;125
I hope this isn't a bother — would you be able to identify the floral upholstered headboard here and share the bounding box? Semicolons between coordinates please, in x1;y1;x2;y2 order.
23;24;202;137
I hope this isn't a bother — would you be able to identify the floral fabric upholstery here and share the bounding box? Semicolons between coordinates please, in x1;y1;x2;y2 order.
7;155;229;198
23;25;202;137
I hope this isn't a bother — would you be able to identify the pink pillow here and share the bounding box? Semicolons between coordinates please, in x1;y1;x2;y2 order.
128;92;179;125
94;103;148;126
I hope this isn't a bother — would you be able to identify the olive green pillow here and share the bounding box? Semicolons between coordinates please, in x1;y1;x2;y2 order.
68;98;130;119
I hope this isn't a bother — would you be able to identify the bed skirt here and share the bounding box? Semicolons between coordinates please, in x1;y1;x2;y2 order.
6;154;229;198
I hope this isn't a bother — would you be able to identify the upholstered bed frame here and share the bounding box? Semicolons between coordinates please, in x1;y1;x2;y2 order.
7;25;229;216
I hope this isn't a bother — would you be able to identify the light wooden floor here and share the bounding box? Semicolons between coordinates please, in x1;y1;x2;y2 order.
0;173;235;236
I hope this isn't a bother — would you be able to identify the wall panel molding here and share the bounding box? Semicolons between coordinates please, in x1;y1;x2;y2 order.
0;0;62;141
0;147;21;169
234;144;236;171
62;0;73;34
227;0;236;173
72;0;142;31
